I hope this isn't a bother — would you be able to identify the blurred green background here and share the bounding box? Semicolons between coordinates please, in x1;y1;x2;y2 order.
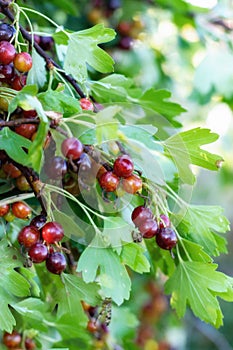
18;0;233;348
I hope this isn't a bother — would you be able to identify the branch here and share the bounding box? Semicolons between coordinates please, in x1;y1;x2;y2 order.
0;1;86;98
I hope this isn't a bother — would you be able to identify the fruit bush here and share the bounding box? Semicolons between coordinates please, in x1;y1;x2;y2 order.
0;0;232;349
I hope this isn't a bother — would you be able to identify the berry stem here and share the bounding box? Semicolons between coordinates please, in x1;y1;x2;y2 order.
0;1;86;98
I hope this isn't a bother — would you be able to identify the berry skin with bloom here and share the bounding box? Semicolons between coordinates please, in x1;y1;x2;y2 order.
42;221;64;244
61;137;84;160
46;252;67;274
0;41;16;65
113;155;134;178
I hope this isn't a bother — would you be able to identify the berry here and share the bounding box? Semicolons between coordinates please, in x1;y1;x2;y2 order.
0;23;16;42
0;203;10;217
45;156;67;179
30;214;47;230
22;109;37;119
61;137;84;160
18;225;40;248
119;36;133;50
15;123;37;139
117;21;132;37
13;52;33;73
3;162;21;178
39;36;54;51
138;219;158;238
0;63;14;82
15;175;31;191
46;252;66;274
3;331;21;348
0;41;16;64
12;201;31;219
113;155;134;178
25;337;36;350
29;242;48;263
98;171;120;192
131;205;153;227
159;214;171;229
156;227;178;250
79;98;94;111
11;74;27;90
42;221;64;244
122;174;142;194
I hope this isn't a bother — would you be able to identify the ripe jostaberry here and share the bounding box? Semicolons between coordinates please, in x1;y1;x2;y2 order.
0;204;10;217
3;331;21;348
159;214;171;229
0;63;14;82
22;109;37;119
122;174;142;194
98;171;120;192
46;252;66;274
13;52;33;73
113;155;134;178
3;162;21;178
138;219;158;239
0;41;16;64
18;225;40;248
156;227;178;250
42;221;64;244
61;137;84;160
0;23;16;42
11;74;27;90
12;201;31;219
30;214;47;230
131;205;153;227
29;242;48;263
79;98;94;111
25;337;36;350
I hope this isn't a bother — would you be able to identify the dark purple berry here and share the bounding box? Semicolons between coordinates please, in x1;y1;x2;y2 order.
156;227;177;250
46;252;66;274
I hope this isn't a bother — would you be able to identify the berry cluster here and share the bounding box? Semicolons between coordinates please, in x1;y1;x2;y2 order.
0;22;33;92
2;330;35;350
131;206;178;250
0;201;31;222
98;154;142;195
18;215;66;274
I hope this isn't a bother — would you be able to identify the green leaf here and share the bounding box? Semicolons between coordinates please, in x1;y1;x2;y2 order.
0;238;32;332
38;90;81;116
121;243;150;274
0;127;31;164
177;205;229;256
95;106;121;144
64;24;115;84
53;209;85;241
27;48;47;89
164;128;223;184
139;89;186;127
91;74;133;102
165;261;233;328
77;237;131;305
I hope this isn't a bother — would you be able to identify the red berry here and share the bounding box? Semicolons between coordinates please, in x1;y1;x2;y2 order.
159;214;171;229
131;205;153;227
18;225;40;248
122;174;142;194
46;252;66;274
0;203;10;217
117;21;132;36
80;98;94;111
45;156;67;179
138;219;158;238
61;137;84;160
42;221;64;244
0;63;14;82
25;337;36;350
30;214;47;230
98;171;120;192
119;36;133;50
11;74;27;90
3;331;21;348
0;41;16;64
3;162;21;178
29;242;48;263
13;52;33;73
15;123;37;139
156;227;177;250
39;36;54;51
113;155;134;178
12;201;31;219
22;109;37;118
